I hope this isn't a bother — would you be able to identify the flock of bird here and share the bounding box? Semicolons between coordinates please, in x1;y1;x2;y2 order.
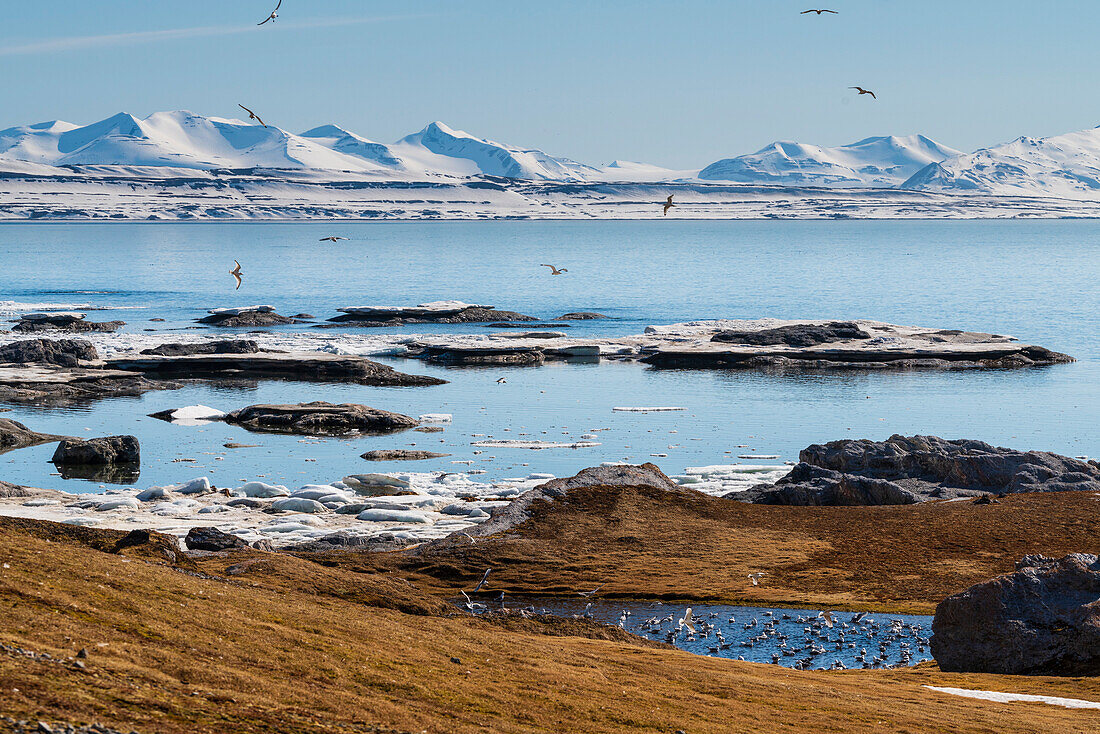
224;4;873;289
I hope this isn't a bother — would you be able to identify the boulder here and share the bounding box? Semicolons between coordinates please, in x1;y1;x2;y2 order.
140;340;260;357
535;463;681;493
13;313;124;333
197;307;298;327
711;321;872;347
0;338;99;366
184;526;248;551
360;449;451;461
341;474;412;496
932;554;1100;675
50;435;140;466
0;417;67;454
270;497;327;513
221;402;419;436
742;435;1100;505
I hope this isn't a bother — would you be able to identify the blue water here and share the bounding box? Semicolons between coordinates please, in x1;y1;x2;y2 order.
465;597;934;670
1;220;1097;491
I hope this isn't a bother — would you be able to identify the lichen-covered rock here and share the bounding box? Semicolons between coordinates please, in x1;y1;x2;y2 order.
932;554;1100;675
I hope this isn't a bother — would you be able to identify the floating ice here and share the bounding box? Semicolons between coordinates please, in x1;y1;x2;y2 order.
163;406;226;427
419;414;453;424
471;440;600;449
612;407;686;412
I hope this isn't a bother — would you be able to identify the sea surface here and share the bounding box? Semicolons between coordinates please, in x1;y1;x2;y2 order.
1;220;1097;492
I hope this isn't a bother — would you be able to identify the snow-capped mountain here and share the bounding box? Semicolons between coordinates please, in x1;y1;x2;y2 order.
902;126;1100;198
699;135;961;187
0;111;385;172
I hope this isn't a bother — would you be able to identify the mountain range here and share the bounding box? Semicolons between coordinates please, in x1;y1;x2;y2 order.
3;110;1100;199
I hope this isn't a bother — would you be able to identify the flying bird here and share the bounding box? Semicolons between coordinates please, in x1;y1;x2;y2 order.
540;263;568;275
801;9;838;14
819;610;835;628
662;195;676;216
472;568;492;593
850;86;877;99
496;377;507;384
238;104;267;127
578;584;604;598
258;0;282;25
229;260;243;290
319;236;349;242
748;572;766;586
460;590;486;612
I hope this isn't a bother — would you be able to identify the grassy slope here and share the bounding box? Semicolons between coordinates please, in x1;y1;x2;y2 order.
1;507;1099;733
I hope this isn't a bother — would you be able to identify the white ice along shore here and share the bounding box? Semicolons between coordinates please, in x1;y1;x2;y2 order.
6;111;1100;219
0;464;788;549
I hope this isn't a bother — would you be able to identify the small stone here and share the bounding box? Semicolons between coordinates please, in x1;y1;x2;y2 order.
36;722;53;733
73;660;86;669
76;647;88;658
450;657;462;665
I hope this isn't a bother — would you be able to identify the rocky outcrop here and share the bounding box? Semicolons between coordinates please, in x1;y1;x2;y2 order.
711;321;871;347
184;526;248;552
417;345;545;366
140;339;261;356
932;554;1100;675
0;418;67;455
12;313;124;333
107;352;445;387
742;435;1100;505
0;338;99;366
454;463;685;542
327;301;537;326
555;312;609;320
222;402;418;436
197;306;300;327
0;370;181;407
50;435;140;466
360;449;451;461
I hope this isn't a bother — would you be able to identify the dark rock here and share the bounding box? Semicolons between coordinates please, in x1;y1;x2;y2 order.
327;304;537;325
139;339;260;356
415;426;445;433
535;463;681;493
741;435;1100;505
290;313;315;319
0;417;67;455
738;462;920;505
111;529;152;552
482;322;572;329
197;310;298;327
51;435;140;466
712;321;871;347
932;553;1100;675
0;372;181;407
251;539;276;551
222;402;418;436
360;449;451;461
418;345;545;366
226;497;265;509
106;352;445;387
555;312;609;320
0;338;98;366
184;526;248;552
13;315;124;333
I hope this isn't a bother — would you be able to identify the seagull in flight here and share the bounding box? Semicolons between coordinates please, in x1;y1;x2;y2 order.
578;584;604;598
460;590;486;612
472;568;492;593
662;195;676;216
748;572;766;586
540;263;568;275
496;377;507;384
319;236;349;242
819;610;835;628
801;9;838;14
258;0;282;25
229;260;243;290
850;86;877;99
238;104;267;127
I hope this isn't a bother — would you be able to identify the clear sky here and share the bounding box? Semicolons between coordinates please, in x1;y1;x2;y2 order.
1;0;1097;168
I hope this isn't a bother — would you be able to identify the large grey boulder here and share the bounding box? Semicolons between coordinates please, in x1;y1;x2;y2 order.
222;402;418;436
932;554;1100;675
185;526;248;552
50;435;140;466
0;338;99;366
742;434;1100;505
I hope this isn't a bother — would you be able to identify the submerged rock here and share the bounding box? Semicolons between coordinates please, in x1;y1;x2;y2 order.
360;449;451;461
0;338;99;367
50;435;140;466
932;554;1100;675
222;402;418;436
742;435;1100;505
555;312;609;320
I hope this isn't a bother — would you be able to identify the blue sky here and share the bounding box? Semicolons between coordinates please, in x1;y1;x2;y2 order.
1;0;1097;168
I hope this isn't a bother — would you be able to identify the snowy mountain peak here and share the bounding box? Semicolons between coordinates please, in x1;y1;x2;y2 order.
699;134;962;187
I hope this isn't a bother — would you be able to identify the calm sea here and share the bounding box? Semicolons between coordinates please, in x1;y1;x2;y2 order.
1;220;1097;491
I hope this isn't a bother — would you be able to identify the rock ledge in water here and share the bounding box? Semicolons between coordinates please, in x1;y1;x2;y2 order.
222;402;419;436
